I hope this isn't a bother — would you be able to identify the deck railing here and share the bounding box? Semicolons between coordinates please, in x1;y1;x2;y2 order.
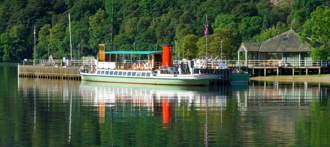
21;58;328;69
243;60;328;68
21;59;94;67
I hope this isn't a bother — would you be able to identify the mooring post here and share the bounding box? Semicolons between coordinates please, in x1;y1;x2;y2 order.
292;68;295;76
17;64;20;78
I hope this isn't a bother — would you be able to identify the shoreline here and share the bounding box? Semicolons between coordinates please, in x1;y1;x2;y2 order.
250;74;330;84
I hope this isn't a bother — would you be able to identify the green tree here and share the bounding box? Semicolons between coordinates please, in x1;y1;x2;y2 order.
0;3;10;32
239;16;263;40
256;0;273;29
139;0;151;15
252;22;287;42
302;6;330;61
197;28;241;59
69;0;102;20
88;9;111;51
8;24;30;62
71;21;90;58
37;24;51;59
231;3;258;19
212;14;236;30
48;23;66;58
177;34;198;59
0;0;327;61
211;28;241;59
0;32;10;61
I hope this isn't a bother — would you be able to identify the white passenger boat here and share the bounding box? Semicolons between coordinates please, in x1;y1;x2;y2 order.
80;44;220;86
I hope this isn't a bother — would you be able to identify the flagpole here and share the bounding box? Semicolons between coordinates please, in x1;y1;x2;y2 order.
68;13;73;60
205;34;208;58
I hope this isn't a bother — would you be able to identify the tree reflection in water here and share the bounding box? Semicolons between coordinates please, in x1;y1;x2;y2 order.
295;98;330;146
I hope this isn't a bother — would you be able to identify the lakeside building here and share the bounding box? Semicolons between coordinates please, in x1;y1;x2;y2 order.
237;30;328;76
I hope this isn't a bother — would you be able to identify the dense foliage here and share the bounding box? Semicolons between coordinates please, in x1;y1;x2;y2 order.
0;0;329;62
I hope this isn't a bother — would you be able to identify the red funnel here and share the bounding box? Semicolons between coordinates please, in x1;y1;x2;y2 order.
162;45;173;67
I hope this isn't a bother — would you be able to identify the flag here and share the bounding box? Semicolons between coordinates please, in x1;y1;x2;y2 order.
204;15;209;38
204;22;209;38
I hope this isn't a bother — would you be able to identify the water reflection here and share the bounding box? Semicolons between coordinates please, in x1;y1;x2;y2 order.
14;77;330;146
80;81;227;109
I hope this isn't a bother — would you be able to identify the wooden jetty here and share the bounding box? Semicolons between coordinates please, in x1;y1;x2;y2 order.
18;65;81;80
240;60;329;76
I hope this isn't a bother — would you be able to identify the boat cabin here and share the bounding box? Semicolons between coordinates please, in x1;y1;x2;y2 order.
97;44;173;71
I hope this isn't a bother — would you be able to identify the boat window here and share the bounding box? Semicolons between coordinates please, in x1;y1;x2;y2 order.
123;72;126;76
101;71;105;74
118;71;122;75
97;71;100;74
127;72;132;76
105;71;109;75
132;72;136;76
110;71;113;75
146;73;151;77
136;72;141;76
141;72;146;77
113;71;118;75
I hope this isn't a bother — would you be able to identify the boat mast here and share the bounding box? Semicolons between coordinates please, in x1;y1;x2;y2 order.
204;15;209;58
111;0;114;50
68;13;73;60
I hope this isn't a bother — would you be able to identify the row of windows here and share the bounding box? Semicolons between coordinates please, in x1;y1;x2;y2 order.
97;70;151;77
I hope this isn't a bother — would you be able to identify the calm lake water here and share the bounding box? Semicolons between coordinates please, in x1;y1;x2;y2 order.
1;64;330;146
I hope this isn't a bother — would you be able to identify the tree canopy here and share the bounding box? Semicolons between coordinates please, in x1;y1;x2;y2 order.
302;6;330;61
0;0;328;61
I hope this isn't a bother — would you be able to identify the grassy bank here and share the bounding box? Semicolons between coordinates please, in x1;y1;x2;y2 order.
250;74;330;84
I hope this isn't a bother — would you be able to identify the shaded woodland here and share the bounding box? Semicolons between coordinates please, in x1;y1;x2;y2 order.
0;0;329;62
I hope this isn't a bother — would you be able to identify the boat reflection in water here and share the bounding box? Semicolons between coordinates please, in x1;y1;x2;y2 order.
79;81;227;125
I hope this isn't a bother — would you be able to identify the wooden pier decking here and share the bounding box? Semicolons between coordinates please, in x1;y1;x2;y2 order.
237;60;329;76
18;65;81;80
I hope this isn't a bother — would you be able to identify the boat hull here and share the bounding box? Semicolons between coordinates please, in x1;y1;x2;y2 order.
231;72;249;85
80;74;210;86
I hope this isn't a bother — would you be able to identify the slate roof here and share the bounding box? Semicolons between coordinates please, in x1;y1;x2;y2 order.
239;42;260;52
240;30;311;53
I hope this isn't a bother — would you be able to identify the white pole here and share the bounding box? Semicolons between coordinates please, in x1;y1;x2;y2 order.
33;26;37;65
69;13;73;60
205;36;208;58
220;40;223;60
245;50;248;66
237;51;240;65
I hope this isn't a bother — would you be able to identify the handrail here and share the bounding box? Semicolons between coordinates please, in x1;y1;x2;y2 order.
242;60;328;67
21;58;328;68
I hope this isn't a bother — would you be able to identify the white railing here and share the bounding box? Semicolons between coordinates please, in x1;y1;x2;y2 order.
241;60;328;68
21;59;94;67
21;58;328;69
